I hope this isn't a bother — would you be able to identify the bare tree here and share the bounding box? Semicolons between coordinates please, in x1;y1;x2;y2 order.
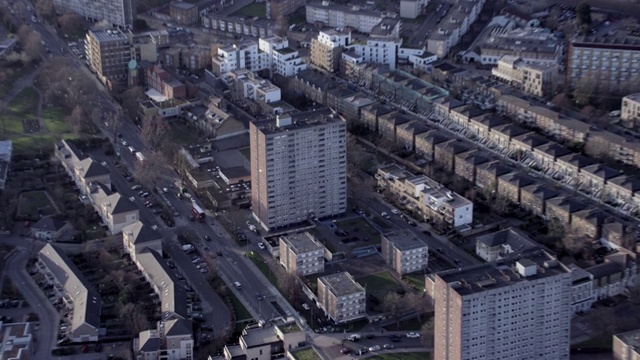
120;303;150;335
34;0;55;18
404;292;432;322
420;317;435;347
120;86;145;119
133;152;164;188
551;93;573;109
57;13;85;37
573;76;598;107
141;115;169;153
66;105;87;135
382;292;403;328
105;108;124;142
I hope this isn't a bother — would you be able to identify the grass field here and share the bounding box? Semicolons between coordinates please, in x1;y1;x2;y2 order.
404;273;426;292
227;291;252;321
572;333;613;350
290;347;322;360
18;190;57;219
1;87;77;155
336;217;381;244
369;352;431;360
232;2;266;18
356;271;401;297
247;251;278;286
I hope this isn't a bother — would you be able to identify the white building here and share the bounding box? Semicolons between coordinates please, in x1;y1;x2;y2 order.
212;41;267;76
258;36;308;77
491;55;557;97
381;230;429;274
223;69;282;105
427;249;572;360
400;0;420;19
568;264;595;315
306;0;388;33
621;93;640;128
250;110;347;231
427;0;485;59
279;232;326;276
53;0;135;28
0;322;33;360
218;320;306;360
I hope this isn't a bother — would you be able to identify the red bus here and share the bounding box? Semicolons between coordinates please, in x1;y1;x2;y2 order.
192;203;205;222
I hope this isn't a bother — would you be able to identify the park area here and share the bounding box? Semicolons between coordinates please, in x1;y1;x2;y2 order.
1;86;75;155
17;190;58;219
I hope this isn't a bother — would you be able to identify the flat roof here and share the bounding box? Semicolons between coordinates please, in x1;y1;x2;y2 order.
280;232;324;255
88;29;128;42
318;272;365;297
615;328;640;353
383;230;428;251
437;249;569;296
251;108;344;135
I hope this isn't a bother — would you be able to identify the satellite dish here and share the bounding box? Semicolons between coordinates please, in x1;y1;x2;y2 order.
128;59;137;70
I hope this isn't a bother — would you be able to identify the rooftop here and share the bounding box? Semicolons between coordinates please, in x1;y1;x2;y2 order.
383;230;428;251
280;232;324;255
438;249;569;296
614;328;640;352
251;108;344;135
88;29;128;43
318;272;365;297
123;221;162;245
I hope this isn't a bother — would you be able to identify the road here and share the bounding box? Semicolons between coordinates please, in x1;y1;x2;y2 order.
5;245;59;359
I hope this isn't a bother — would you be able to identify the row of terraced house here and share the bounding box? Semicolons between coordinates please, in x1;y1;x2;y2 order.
54;140;193;360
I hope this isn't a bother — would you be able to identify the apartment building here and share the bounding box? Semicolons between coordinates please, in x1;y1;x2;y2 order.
122;221;163;263
467;26;562;66
86;29;131;91
427;0;485;59
345;18;403;70
267;0;306;19
317;272;366;324
491;55;557;97
53;0;135;28
258;36;308;77
568;264;595;314
250;110;347;230
202;15;276;39
427;249;572;360
311;29;351;73
568;33;640;92
212;41;266;76
381;230;429;274
217;320;306;360
37;244;101;343
223;69;281;114
135;318;193;360
377;165;473;227
621;93;640;129
613;328;640;360
475;227;538;262
0;322;33;360
145;64;186;100
169;2;199;26
279;232;326;276
99;192;140;235
306;1;385;33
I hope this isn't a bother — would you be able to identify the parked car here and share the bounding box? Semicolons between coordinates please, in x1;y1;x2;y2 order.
368;345;381;352
257;242;265;250
340;348;352;354
301;303;310;310
383;344;395;349
406;332;421;338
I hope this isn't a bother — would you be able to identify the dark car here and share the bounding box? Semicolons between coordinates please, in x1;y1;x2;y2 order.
204;235;211;241
364;334;376;339
340;347;352;354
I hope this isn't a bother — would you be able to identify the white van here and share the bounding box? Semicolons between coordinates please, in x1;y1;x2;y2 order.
128;146;136;154
233;281;242;289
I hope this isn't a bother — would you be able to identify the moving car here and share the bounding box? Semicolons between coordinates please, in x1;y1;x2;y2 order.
406;332;421;338
257;242;265;250
368;345;381;352
383;344;395;349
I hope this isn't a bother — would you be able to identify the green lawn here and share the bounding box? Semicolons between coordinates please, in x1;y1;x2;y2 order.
336;217;382;243
228;291;252;321
18;190;56;219
43;107;71;133
290;347;322;360
247;251;278;286
232;2;266;18
8;87;39;115
369;352;431;360
404;273;426;292
356;271;401;297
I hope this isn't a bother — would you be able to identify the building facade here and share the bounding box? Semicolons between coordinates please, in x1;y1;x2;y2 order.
428;250;572;360
279;232;326;276
250;111;347;230
310;30;351;73
53;0;135;28
613;328;640;360
305;1;385;33
317;272;366;324
381;230;429;274
621;93;640;129
86;29;131;91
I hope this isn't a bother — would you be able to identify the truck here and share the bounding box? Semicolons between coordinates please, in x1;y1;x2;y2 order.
136;152;146;163
182;244;194;252
192;202;205;222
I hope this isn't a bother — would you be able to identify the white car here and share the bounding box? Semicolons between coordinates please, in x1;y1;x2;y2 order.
257;242;265;250
121;140;128;146
381;212;390;219
368;345;381;352
301;303;310;310
390;209;400;214
406;332;421;338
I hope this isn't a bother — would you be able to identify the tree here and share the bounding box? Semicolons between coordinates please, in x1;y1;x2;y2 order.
382;292;403;328
66;105;87;135
545;7;561;30
551;93;573;109
133;153;164;188
281;273;301;302
34;0;55;18
105;108;124;142
120;86;145;119
120;303;150;335
57;13;85;37
275;15;289;37
141;115;169;153
420;317;435;347
580;105;599;119
134;18;149;31
404;292;432;323
576;2;592;26
573;76;597;107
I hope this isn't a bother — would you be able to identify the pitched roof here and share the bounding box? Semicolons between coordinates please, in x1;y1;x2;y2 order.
608;175;640;192
136;249;189;320
77;158;110;179
32;216;68;232
557;153;595;169
500;172;536;188
587;261;622;280
138;330;161;352
122;221;162;245
103;193;139;215
164;318;193;337
546;197;588;213
38;244;101;338
581;164;623;181
521;184;560;201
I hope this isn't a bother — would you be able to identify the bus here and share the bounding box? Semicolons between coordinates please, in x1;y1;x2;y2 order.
192;202;205;222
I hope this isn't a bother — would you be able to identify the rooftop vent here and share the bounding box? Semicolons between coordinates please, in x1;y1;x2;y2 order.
516;259;537;277
276;115;292;128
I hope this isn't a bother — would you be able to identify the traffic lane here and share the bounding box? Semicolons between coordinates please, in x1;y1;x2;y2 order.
163;240;231;332
7;248;60;359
